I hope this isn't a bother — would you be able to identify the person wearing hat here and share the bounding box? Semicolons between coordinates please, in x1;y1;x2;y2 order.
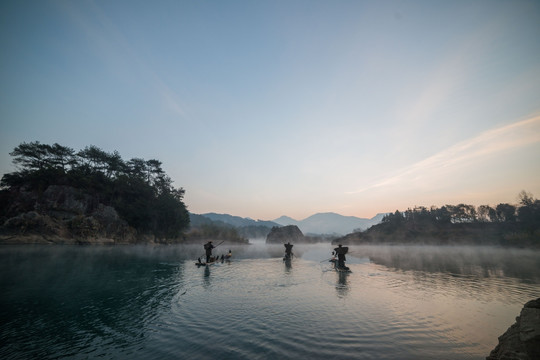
204;241;214;263
333;244;348;269
284;242;294;260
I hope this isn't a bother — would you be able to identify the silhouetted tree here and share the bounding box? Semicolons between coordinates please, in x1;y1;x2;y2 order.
77;145;113;174
517;191;540;234
10;141;52;171
1;141;190;239
104;151;126;179
354;193;538;246
434;206;452;223
518;190;535;207
477;205;495;222
496;203;516;222
49;143;77;172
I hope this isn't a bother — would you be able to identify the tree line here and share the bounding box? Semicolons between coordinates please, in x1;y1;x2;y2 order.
1;141;190;238
379;191;540;239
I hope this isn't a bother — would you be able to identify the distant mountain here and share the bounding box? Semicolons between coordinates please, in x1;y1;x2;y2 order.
273;212;387;235
189;213;227;227
273;215;299;226
370;213;387;223
198;213;280;228
189;213;281;239
191;211;387;237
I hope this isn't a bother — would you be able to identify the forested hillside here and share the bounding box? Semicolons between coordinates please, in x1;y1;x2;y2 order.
334;192;540;247
0;141;189;243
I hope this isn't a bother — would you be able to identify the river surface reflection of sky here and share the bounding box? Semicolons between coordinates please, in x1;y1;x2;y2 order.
1;244;538;359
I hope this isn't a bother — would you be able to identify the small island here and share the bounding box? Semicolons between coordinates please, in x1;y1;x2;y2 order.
266;225;305;244
0;141;247;245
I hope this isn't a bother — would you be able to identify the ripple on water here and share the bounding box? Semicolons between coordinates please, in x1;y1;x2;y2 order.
1;245;539;360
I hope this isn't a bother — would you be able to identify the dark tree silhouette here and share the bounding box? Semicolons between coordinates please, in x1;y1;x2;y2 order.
1;142;190;239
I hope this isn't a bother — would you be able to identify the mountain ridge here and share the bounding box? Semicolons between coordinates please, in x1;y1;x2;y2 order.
196;212;280;228
193;211;387;236
273;212;387;235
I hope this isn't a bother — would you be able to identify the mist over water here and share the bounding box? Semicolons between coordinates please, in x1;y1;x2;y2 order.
353;245;540;283
1;243;539;359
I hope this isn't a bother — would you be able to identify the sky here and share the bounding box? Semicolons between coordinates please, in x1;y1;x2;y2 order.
1;0;540;221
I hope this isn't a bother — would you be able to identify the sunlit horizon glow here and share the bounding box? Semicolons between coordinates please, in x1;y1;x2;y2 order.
348;115;540;194
1;1;539;221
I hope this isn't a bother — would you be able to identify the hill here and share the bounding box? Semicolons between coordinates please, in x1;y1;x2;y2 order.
189;213;278;239
185;213;248;243
190;213;385;241
266;225;305;244
0;142;191;244
273;212;386;235
192;212;387;237
200;213;280;228
332;200;540;247
273;215;299;226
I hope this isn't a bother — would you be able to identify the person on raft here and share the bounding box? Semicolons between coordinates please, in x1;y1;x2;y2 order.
204;241;214;263
333;244;348;269
284;242;294;259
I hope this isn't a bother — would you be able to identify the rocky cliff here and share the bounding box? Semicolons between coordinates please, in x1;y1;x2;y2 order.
487;298;540;360
0;185;155;244
265;225;305;244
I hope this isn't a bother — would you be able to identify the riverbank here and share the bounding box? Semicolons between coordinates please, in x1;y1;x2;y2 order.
487;298;540;360
333;221;540;248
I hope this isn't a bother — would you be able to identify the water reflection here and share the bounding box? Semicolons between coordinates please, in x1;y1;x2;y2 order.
351;245;540;283
0;246;183;359
203;265;211;284
335;271;350;298
2;244;539;360
346;245;540;307
284;257;292;273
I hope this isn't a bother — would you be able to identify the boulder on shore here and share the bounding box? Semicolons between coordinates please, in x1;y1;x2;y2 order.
486;298;540;360
266;225;305;244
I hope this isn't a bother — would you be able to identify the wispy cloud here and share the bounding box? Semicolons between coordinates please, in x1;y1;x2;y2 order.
398;23;497;130
57;0;189;120
348;115;540;194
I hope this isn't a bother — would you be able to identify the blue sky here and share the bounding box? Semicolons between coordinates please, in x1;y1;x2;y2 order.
1;0;540;220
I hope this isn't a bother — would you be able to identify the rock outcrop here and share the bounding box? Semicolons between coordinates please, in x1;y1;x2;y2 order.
487;298;540;360
265;225;305;244
0;185;145;244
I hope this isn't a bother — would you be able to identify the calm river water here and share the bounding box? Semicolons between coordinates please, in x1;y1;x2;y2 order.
1;243;539;359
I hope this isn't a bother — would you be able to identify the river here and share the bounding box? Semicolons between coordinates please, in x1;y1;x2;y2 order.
1;243;539;359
